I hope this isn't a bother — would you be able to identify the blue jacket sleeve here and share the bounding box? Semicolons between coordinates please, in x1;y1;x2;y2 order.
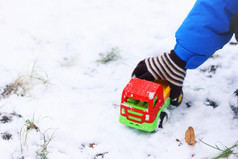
174;0;238;69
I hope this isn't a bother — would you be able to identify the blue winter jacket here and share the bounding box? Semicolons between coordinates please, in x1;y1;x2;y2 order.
174;0;238;69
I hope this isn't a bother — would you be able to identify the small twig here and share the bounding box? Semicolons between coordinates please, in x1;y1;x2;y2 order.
94;152;109;159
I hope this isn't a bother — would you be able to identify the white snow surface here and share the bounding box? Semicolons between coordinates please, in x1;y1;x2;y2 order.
0;0;238;158
149;92;155;100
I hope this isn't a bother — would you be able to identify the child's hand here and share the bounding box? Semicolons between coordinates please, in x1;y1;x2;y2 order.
132;50;186;106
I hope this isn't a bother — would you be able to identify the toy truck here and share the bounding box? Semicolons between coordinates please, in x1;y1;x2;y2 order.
119;78;171;132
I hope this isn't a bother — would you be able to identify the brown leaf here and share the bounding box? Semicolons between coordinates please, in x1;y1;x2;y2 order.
89;143;96;148
27;123;39;132
185;126;196;146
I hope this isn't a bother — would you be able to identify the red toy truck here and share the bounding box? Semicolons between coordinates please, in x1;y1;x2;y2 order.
119;78;171;132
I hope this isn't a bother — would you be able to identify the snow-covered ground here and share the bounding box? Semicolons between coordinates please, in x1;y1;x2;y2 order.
0;0;238;158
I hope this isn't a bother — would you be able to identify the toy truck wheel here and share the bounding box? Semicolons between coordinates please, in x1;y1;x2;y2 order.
158;111;168;128
171;91;183;106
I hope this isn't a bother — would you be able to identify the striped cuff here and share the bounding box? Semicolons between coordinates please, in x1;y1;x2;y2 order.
145;50;186;87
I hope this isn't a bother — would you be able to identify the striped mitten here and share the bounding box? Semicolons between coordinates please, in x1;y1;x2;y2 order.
132;50;186;106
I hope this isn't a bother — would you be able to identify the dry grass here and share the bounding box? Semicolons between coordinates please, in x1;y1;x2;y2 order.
96;47;120;64
1;62;50;99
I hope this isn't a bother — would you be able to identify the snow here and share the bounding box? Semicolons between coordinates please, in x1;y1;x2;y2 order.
149;92;155;100
0;0;237;159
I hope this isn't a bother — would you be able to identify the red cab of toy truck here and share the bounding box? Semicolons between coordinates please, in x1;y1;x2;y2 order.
119;78;170;131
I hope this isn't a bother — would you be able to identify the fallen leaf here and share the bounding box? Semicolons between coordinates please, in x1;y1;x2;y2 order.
89;143;96;148
27;123;39;132
185;126;196;145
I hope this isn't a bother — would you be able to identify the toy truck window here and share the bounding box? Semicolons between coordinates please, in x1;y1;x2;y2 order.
124;98;149;111
153;96;158;108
